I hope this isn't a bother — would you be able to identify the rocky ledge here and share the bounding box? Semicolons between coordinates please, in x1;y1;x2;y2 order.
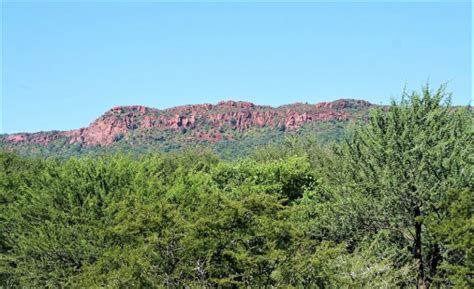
3;99;373;146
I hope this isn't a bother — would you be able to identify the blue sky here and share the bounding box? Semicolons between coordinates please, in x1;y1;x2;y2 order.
1;1;472;133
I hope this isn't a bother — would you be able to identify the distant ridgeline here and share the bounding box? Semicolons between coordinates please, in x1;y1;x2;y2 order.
0;99;375;158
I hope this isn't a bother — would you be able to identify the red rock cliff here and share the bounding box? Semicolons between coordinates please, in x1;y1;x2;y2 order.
3;99;373;146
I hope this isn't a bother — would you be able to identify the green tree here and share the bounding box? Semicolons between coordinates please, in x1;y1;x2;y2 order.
332;86;474;287
428;188;473;288
324;85;472;287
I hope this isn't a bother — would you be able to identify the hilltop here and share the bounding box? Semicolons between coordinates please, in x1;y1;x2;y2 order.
1;99;375;157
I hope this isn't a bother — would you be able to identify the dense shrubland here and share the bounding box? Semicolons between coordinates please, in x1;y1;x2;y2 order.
0;86;472;288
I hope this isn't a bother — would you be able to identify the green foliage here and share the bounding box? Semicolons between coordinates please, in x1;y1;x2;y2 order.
318;84;473;287
0;85;471;287
428;188;474;288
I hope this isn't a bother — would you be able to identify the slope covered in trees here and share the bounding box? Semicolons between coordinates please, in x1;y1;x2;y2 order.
0;86;472;288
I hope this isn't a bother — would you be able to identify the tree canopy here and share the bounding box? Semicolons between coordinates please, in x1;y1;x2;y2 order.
1;85;472;288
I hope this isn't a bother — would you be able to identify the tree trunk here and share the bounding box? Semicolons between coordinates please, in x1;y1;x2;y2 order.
427;243;442;287
414;205;426;288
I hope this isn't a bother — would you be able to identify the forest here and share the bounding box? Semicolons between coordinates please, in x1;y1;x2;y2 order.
1;86;472;288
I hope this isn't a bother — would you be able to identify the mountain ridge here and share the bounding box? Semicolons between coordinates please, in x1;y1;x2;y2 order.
3;99;373;146
1;98;376;157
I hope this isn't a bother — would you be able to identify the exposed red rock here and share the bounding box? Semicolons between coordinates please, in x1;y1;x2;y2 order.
5;135;27;142
2;99;374;146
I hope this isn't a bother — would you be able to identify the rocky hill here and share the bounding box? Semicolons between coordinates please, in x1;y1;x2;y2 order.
1;99;375;157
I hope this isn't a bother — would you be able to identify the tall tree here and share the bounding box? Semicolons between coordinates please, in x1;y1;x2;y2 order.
326;85;472;287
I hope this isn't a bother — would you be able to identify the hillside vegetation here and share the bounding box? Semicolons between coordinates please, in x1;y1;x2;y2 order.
1;86;472;288
0;99;373;159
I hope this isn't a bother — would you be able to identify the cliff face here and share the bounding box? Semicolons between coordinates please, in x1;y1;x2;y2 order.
2;99;373;147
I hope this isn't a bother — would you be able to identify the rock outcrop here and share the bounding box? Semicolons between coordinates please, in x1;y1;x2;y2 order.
2;99;374;146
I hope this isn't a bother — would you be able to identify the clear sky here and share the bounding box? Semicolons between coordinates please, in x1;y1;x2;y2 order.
1;1;472;133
